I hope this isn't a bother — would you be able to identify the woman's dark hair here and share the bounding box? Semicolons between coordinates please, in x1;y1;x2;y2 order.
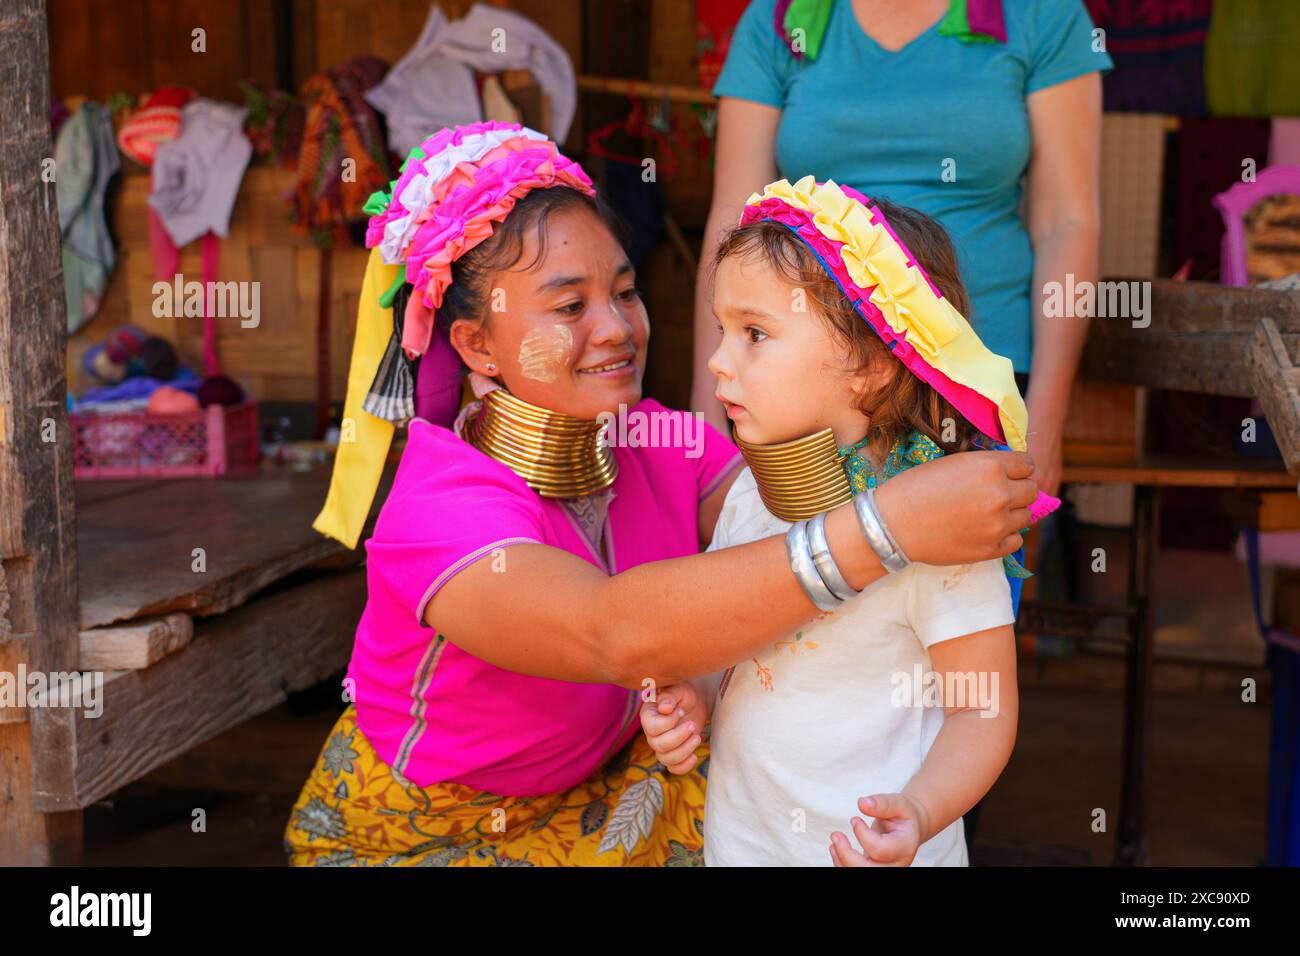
437;186;632;334
712;196;983;461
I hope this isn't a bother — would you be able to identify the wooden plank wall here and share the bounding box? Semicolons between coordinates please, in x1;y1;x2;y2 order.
47;0;283;103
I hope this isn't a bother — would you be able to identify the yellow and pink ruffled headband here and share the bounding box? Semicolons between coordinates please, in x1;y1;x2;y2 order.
741;176;1059;524
740;175;1028;454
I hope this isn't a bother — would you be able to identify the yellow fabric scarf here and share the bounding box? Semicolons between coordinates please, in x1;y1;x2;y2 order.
312;247;399;548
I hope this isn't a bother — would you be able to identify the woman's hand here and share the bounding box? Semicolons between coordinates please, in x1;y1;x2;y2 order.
829;794;928;867
1025;369;1072;499
872;450;1038;566
1026;417;1064;497
639;681;708;774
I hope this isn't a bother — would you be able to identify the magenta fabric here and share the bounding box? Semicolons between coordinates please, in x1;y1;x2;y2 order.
413;319;465;428
149;222;222;377
967;0;1008;44
347;398;743;796
199;232;221;377
741;195;1010;447
1030;490;1061;523
772;0;796;55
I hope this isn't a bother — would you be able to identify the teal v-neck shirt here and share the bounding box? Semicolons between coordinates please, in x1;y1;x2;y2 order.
713;0;1112;372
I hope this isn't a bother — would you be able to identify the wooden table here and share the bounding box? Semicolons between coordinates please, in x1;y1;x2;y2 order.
31;466;378;813
1020;455;1295;866
77;469;354;629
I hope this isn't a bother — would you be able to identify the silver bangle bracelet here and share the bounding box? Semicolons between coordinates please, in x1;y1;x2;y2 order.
807;511;860;602
870;486;908;563
785;520;841;612
853;488;911;573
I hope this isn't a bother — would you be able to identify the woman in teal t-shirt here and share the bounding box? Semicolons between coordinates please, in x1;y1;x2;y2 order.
693;0;1113;497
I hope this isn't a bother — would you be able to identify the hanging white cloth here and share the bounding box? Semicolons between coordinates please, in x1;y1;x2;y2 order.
365;2;577;156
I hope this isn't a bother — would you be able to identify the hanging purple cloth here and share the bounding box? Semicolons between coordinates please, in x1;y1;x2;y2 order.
1174;116;1272;281
1084;0;1212;114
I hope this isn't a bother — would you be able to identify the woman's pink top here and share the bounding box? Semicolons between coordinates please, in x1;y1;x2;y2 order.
348;398;742;796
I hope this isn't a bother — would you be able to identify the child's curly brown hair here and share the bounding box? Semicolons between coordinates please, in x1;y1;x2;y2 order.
713;196;985;463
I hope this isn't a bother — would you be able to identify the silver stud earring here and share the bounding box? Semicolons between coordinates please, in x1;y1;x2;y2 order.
486;362;497;373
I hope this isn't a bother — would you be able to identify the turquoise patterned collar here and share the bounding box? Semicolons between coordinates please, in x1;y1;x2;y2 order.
837;428;943;493
837;429;1031;580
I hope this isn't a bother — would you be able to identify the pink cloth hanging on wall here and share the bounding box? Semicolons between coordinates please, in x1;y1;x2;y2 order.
148;221;223;378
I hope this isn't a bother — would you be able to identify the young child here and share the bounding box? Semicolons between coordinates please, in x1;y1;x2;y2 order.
642;177;1057;867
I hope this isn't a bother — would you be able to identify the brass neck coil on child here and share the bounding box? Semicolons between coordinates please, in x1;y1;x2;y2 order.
736;428;853;522
464;388;618;498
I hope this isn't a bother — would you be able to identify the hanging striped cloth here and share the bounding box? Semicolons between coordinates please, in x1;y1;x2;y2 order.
362;281;420;423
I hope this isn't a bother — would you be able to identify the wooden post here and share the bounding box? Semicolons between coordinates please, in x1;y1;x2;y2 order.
0;0;83;864
1114;485;1158;866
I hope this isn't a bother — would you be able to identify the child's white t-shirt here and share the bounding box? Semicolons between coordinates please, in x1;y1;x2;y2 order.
702;466;1015;867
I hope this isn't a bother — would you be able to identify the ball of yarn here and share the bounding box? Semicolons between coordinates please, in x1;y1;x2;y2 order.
147;385;200;415
135;336;180;380
85;344;127;384
104;325;146;365
197;374;246;408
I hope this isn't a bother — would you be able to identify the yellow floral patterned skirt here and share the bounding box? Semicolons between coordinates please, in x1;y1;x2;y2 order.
284;704;709;866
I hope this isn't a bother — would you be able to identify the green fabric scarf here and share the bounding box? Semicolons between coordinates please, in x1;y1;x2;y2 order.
938;0;999;45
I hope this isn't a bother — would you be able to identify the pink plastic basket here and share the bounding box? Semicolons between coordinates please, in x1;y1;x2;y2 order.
72;401;261;479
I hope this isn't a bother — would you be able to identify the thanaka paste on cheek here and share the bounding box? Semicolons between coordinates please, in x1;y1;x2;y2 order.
517;324;573;383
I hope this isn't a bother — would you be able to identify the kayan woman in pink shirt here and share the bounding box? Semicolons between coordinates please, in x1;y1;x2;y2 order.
284;123;1037;867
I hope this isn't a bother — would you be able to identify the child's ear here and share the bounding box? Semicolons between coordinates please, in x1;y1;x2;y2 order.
848;356;892;401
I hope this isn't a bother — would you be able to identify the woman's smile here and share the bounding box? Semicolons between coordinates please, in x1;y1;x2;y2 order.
452;202;651;420
577;353;637;378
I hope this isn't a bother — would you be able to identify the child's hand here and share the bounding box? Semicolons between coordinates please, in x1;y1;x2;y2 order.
829;794;927;867
638;681;707;774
